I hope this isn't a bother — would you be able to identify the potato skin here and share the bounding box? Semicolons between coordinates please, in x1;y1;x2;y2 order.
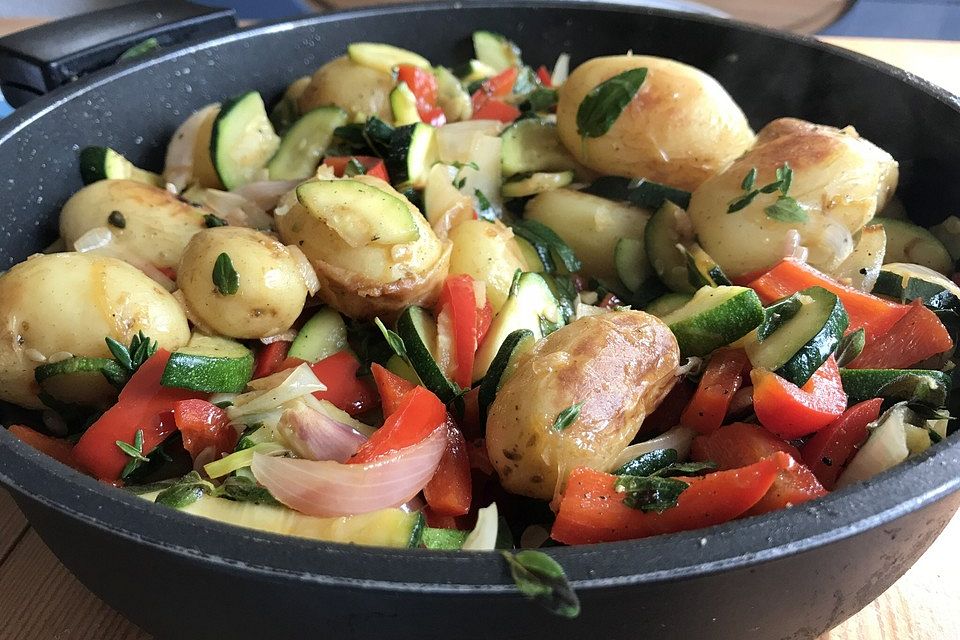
556;55;754;191
448;219;526;312
276;176;450;320
486;311;680;501
298;56;394;123
60;179;209;269
688;118;899;277
178;227;307;339
0;253;190;409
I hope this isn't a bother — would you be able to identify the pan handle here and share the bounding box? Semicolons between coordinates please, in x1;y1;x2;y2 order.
0;0;237;108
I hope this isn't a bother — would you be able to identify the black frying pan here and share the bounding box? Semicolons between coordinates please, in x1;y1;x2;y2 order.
1;2;959;639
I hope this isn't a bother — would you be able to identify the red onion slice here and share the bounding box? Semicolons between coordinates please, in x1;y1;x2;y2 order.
253;426;446;517
277;403;366;463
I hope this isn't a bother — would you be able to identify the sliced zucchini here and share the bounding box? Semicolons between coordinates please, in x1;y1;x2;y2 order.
288;308;348;363
615;237;649;293
79;146;163;187
645;201;696;293
872;263;960;310
390;82;421;126
386;123;439;189
434;66;473;122
756;294;803;342
211;92;281;189
501;171;574;198
582;176;692;210
453;59;497;84
661;286;765;357
515;236;548;273
541;273;577;324
644;293;692;318
154;492;423;548
269;75;310;134
472;31;521;72
874;217;953;274
161;334;254;393
746;286;849;386
396;306;460;403
34;356;125;406
840;368;951;405
500;119;579;177
346;42;430;74
473;272;562;382
683;243;732;288
477;328;535;422
267;107;347;181
296;179;419;247
832;224;886;291
386;353;422;386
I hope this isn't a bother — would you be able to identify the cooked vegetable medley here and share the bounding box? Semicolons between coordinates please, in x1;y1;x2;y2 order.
4;34;959;560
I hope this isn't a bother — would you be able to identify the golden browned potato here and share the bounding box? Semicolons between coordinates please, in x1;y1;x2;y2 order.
448;219;526;312
298;56;394;123
177;227;308;339
275;176;450;319
688;118;899;277
60;179;209;269
486;311;680;501
0;253;190;409
556;55;754;191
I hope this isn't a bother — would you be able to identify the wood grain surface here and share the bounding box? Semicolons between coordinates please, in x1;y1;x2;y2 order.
0;13;959;640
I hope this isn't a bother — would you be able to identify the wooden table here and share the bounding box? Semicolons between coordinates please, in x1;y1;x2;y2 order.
1;14;959;639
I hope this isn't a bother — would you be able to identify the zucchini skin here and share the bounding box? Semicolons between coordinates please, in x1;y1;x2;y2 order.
840;368;951;404
477;328;535;423
774;288;849;387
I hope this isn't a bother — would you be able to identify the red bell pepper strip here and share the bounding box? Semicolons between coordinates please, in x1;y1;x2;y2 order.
472;98;521;123
471;67;520;122
551;453;792;544
8;424;81;471
322;156;390;182
748;259;910;342
423;417;472;516
371;363;417;416
476;300;493;347
436;274;483;388
173;399;238;462
751;356;847;438
681;349;749;433
252;340;290;379
690;422;827;515
847;300;953;369
536;65;553;87
349;386;446;463
396;64;446;126
801;398;882;490
72;350;204;481
280;351;379;416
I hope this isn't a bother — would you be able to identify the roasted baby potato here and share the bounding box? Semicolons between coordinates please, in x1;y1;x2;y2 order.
556;55;754;191
275;176;450;319
298;56;395;123
0;253;190;409
448;219;527;312
486;311;680;501
688;118;899;277
177;227;308;339
60;179;209;269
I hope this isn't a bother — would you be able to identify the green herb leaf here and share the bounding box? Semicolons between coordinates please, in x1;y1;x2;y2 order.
374;317;408;359
776;162;793;195
552;402;584;431
474;188;498;222
212;252;240;295
764;196;807;223
877;373;949;409
614;448;678;476
203;213;228;228
740;167;757;191
653;460;717;477
615;475;689;512
576;67;647;138
502;550;581;618
118;37;160;61
344;157;366;177
835;327;866;367
116;429;149;467
105;336;134;372
510;219;581;273
155;471;214;509
522;87;559;113
107;210;126;229
218;475;280;505
726;191;759;213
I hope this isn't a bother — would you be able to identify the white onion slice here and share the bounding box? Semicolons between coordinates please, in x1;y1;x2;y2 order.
200;188;274;229
462;502;499;551
260;330;297;345
73;227;176;291
608;426;698;472
228;363;325;420
234;180;300;211
163;103;219;192
276;401;366;462
551;53;570;86
252;426;446;517
286;244;320;295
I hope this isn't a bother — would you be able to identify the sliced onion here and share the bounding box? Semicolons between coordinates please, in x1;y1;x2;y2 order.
276;401;366;462
608;426;698;472
228;363;326;420
164;103;219;192
252;426;446;517
807;220;854;273
436;306;458;381
551;53;570;86
260;330;297;345
286;244;320;295
781;229;809;262
836;404;911;488
832;224;886;291
202;188;274;229
234;180;300;211
675;356;703;378
298;394;378;438
462;502;499;551
73;227;176;291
